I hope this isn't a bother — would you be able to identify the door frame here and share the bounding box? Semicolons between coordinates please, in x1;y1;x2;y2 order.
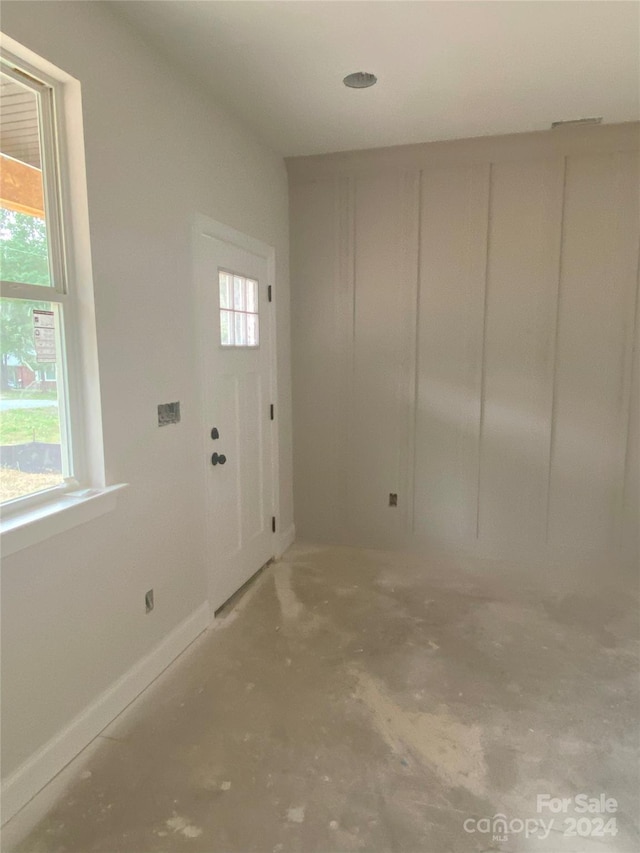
192;213;279;615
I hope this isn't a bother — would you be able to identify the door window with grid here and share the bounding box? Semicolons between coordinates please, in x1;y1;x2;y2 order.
219;271;259;347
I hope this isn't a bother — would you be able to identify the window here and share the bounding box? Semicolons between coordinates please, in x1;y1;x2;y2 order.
0;46;102;511
219;270;259;347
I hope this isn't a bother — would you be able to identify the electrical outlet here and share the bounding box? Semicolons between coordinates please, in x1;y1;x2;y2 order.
389;493;398;507
145;589;154;613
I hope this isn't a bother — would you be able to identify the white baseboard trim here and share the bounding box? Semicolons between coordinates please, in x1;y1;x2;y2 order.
276;523;295;558
1;602;210;826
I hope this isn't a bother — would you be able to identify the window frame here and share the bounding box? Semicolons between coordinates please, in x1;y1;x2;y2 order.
218;267;260;348
0;42;104;518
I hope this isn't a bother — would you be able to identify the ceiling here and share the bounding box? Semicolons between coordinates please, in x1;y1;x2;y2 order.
113;1;640;157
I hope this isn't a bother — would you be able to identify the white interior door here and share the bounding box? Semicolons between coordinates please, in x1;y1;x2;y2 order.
194;218;276;612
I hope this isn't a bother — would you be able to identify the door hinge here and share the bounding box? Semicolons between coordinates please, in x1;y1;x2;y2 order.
271;516;276;533
268;285;272;303
270;403;275;421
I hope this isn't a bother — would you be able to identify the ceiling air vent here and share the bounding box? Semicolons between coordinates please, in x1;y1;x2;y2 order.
551;117;603;129
343;72;377;89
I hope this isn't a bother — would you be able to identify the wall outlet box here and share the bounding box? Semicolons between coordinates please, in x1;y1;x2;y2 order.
158;402;180;426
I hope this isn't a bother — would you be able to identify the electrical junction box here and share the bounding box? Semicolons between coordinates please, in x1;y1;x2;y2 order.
158;402;180;426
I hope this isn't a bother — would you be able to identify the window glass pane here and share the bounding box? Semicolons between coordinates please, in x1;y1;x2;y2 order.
0;73;52;287
219;271;261;347
234;312;246;346
246;279;258;313
0;296;65;502
247;314;259;346
220;309;233;346
233;276;245;310
219;272;232;309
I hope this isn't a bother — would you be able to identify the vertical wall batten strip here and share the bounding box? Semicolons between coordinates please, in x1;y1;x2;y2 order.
544;155;568;544
333;177;343;538
390;171;404;534
621;237;640;551
475;162;493;540
333;175;355;541
345;176;357;536
409;170;424;536
615;153;640;547
469;163;492;543
401;170;421;536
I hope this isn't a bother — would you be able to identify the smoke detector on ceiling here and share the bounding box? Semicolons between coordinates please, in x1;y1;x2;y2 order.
343;72;377;89
551;117;603;129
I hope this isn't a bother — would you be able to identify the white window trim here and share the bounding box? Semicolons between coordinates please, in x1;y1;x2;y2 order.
1;484;128;558
0;34;124;549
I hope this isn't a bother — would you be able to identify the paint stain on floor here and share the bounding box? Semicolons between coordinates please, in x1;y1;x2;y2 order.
165;813;203;838
352;669;487;797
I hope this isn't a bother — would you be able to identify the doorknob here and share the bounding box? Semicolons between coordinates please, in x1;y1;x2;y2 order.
211;453;227;466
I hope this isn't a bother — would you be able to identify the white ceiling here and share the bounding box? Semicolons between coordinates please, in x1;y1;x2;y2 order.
113;1;640;157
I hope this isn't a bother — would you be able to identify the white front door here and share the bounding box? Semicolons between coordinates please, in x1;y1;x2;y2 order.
194;217;276;612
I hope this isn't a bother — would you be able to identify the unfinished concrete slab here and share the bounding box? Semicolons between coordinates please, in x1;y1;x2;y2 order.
6;543;639;852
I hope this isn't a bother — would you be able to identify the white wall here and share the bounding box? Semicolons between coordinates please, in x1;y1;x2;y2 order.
288;124;639;572
1;0;292;791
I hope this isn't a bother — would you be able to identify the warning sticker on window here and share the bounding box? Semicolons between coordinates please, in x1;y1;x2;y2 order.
33;309;56;362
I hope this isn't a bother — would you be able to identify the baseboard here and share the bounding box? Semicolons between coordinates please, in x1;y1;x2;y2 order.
1;602;210;826
276;523;295;558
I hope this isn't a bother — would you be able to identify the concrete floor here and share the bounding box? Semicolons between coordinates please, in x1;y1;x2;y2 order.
6;543;639;852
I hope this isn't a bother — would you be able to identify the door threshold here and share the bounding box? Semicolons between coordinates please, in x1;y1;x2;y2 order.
213;557;275;619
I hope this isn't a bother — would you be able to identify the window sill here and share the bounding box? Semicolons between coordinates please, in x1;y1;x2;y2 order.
0;484;128;558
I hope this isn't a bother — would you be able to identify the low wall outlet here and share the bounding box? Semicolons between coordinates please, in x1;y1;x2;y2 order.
145;589;154;613
389;493;398;507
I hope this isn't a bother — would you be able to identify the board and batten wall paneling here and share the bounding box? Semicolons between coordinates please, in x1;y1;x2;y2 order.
477;158;564;548
414;164;489;546
288;124;639;564
290;177;353;542
548;151;640;551
348;171;420;546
